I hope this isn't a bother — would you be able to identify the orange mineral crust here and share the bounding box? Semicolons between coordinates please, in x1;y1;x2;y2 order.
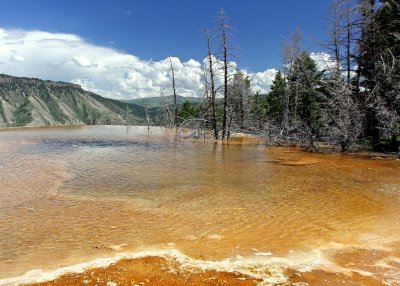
1;126;399;285
23;256;260;286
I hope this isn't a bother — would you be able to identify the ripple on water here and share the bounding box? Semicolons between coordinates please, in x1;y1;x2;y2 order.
0;126;400;284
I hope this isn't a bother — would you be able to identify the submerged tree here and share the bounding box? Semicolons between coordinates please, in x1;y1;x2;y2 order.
200;9;237;140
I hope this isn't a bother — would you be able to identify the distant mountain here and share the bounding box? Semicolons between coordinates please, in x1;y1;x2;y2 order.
120;95;203;108
0;74;147;127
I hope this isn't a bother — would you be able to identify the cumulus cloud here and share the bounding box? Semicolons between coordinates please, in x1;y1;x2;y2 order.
310;52;337;72
71;55;97;68
202;56;276;94
310;52;358;79
0;27;276;99
247;69;277;93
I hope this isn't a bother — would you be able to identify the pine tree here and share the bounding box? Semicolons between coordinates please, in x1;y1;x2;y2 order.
288;52;325;147
265;71;285;124
374;0;400;151
228;72;252;130
358;0;400;150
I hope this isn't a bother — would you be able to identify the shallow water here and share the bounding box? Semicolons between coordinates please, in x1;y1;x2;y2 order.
0;126;400;284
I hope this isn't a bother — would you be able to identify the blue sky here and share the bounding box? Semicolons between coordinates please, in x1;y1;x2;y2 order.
0;1;332;98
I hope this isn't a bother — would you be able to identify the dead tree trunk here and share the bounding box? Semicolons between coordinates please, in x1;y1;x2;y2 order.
331;0;342;72
255;91;262;129
159;89;172;127
345;8;352;83
169;57;178;126
142;101;151;134
204;27;218;139
220;9;229;140
280;28;303;135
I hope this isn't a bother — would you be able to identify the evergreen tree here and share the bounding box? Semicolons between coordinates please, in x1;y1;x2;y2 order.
288;52;325;147
265;71;285;124
374;0;400;151
178;101;200;120
228;72;252;130
358;0;400;150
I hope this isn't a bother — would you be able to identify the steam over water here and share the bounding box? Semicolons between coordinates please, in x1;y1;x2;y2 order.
1;126;400;285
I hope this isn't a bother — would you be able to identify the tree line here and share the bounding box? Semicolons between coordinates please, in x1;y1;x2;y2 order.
160;1;399;153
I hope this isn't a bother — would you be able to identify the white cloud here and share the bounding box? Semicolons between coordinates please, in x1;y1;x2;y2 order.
246;69;277;94
71;56;96;68
310;52;337;71
10;53;25;62
0;27;276;99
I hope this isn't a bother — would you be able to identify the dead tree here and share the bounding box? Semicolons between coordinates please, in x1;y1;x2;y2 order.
254;91;263;130
341;0;360;83
319;0;365;151
280;28;303;135
324;0;361;82
168;56;178;126
124;104;135;127
227;72;253;132
326;0;343;73
204;27;218;139
159;89;173;127
322;75;363;151
143;101;151;134
219;9;230;140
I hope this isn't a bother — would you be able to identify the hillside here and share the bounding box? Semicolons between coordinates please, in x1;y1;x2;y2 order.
120;95;202;108
0;74;146;127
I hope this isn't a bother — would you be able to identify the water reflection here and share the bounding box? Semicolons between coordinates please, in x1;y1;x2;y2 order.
0;126;399;283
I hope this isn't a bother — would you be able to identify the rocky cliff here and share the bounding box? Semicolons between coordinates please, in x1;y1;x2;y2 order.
0;74;144;127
